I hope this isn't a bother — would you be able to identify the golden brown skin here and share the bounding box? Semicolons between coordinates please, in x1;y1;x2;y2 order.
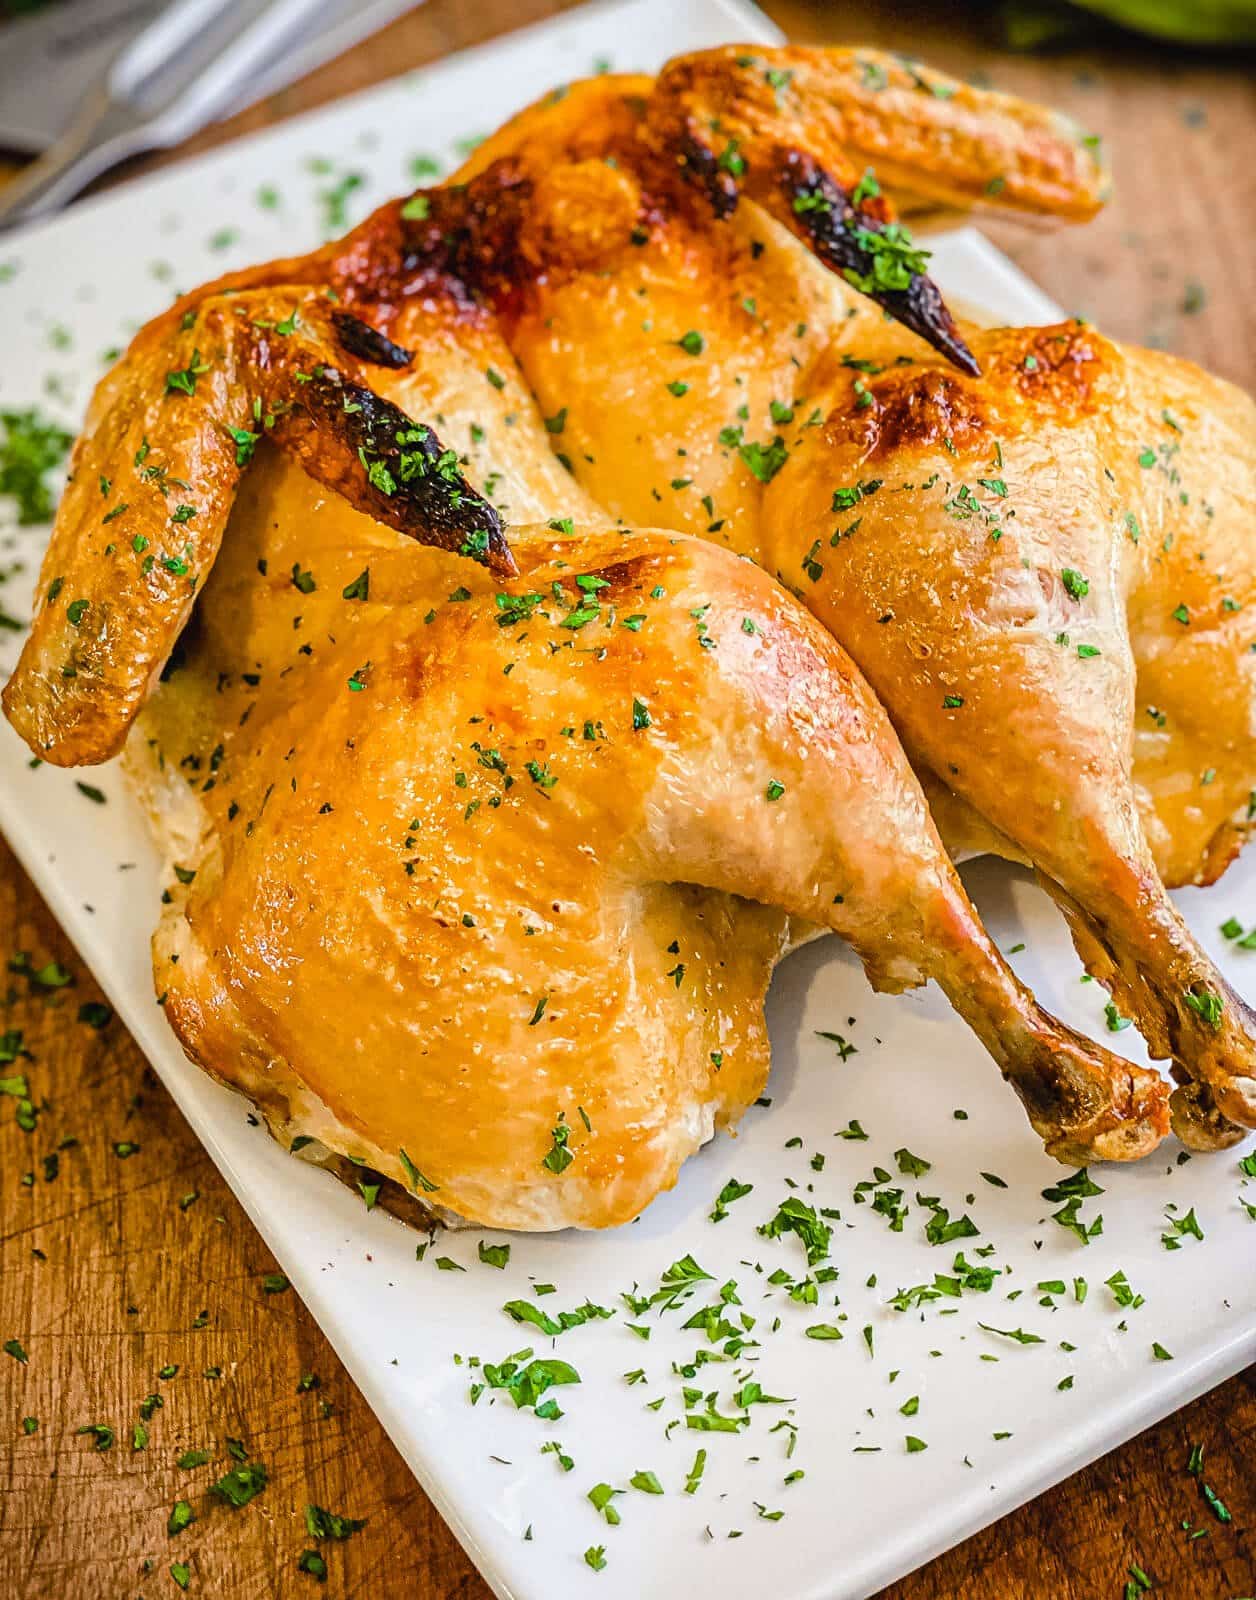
764;323;1256;1149
426;54;1256;1148
646;48;1108;220
129;440;1166;1229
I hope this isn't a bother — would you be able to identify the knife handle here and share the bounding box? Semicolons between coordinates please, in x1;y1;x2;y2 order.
0;86;145;232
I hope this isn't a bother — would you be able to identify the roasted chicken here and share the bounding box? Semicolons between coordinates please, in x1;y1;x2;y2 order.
3;46;1251;1229
129;467;1173;1229
1;283;1166;1228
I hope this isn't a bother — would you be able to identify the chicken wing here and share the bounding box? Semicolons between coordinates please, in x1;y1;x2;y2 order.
0;291;524;766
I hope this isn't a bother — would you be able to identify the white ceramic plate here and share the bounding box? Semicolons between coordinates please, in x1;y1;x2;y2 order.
0;4;1252;1597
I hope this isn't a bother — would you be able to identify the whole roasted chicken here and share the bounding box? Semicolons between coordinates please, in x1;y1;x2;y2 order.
4;48;1253;1230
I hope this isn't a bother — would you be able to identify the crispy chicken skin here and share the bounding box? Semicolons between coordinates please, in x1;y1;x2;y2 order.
133;448;1165;1230
8;44;1252;1228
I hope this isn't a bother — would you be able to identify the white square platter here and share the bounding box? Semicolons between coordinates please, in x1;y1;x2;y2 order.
0;3;1251;1597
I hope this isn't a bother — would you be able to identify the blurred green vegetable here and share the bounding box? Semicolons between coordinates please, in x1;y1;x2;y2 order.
0;409;72;526
999;0;1256;46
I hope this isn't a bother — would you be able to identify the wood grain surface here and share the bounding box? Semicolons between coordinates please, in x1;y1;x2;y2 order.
1;1;1254;1597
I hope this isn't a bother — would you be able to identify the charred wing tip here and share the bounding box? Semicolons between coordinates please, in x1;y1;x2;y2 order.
927;306;981;378
332;310;415;370
878;270;981;379
303;374;514;568
452;503;517;576
778;160;982;378
486;530;518;578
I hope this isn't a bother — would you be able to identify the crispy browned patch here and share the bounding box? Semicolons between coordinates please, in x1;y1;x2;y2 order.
989;322;1106;409
387;159;678;326
825;324;1107;460
397;169;540;321
583;553;667;596
831;367;990;460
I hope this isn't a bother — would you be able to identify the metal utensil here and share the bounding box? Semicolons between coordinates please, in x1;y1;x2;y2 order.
0;0;418;230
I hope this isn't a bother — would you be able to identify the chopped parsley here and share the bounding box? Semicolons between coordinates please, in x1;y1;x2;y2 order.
399;1148;439;1193
542;1116;573;1175
210;1458;269;1508
0;409;72;523
165;350;209;396
844;222;930;295
305;1503;366;1539
1183;988;1223;1028
738;437;788;483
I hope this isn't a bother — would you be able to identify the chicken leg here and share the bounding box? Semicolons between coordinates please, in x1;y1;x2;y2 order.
762;321;1256;1147
136;462;1167;1229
